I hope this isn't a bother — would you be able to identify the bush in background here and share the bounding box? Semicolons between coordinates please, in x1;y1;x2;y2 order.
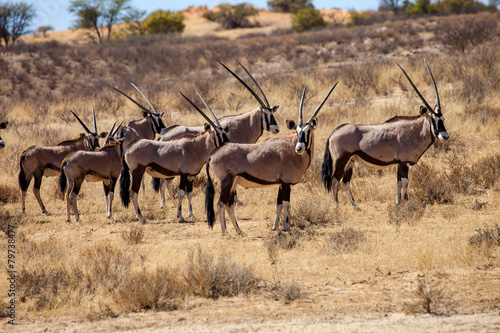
292;8;326;32
143;10;185;34
203;3;259;29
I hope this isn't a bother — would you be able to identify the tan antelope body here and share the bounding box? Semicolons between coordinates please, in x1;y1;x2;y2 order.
120;93;229;223
59;124;139;222
154;60;280;208
18;110;107;214
321;60;449;208
206;83;338;235
0;121;8;148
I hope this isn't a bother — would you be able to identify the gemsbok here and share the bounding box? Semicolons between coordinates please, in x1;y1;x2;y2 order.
19;109;107;214
321;60;449;209
113;83;167;139
154;60;280;208
0;121;8;148
120;92;230;223
205;83;339;235
59;122;140;222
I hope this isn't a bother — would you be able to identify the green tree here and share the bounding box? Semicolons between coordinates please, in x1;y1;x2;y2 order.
68;0;131;43
433;0;489;13
203;3;258;29
292;8;325;32
143;10;185;34
123;8;147;36
404;0;435;14
379;0;404;12
0;2;35;48
268;0;313;14
36;25;54;37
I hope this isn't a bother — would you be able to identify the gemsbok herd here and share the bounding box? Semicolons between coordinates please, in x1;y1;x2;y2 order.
14;59;448;235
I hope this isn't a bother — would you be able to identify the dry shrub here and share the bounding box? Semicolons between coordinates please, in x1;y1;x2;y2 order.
121;224;145;245
411;161;453;204
265;232;299;253
0;210;21;235
437;15;497;53
0;182;19;203
80;242;135;294
446;150;477;194
404;278;446;314
387;200;425;227
469;223;500;249
269;281;301;304
183;246;259;299
114;267;183;312
472;154;500;189
325;227;365;254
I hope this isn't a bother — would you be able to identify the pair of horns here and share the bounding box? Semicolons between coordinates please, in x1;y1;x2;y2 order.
218;60;270;109
112;83;159;115
71;108;97;134
180;91;222;131
298;82;339;126
396;59;441;116
104;121;123;146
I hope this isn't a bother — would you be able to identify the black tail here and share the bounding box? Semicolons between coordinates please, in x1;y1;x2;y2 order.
18;155;28;191
205;161;215;229
120;156;131;208
321;139;333;192
59;162;68;193
152;177;161;193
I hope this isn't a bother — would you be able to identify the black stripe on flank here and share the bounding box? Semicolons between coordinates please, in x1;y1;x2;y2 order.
352;151;399;167
147;163;179;177
239;172;279;186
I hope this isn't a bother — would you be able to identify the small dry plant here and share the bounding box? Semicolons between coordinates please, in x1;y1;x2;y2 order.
387;200;425;227
114;267;183;312
0;182;19;203
121;224;145;244
411;161;453;204
183;246;260;299
469;223;500;257
268;280;302;304
325;227;366;254
404;278;445;314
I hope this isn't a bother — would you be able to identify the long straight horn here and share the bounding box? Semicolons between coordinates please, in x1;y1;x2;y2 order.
92;108;97;134
112;86;152;114
217;60;266;108
424;59;441;115
299;85;307;126
131;83;159;114
236;60;270;108
196;91;221;128
104;122;117;146
396;62;433;112
179;92;218;130
306;81;339;124
70;110;91;134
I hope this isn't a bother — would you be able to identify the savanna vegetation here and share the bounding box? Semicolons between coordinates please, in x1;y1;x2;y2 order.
0;8;499;332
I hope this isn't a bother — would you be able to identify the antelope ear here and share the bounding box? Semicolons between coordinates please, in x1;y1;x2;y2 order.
310;118;318;128
204;123;211;131
100;132;108;138
142;110;149;117
272;105;279;112
286;120;296;130
0;121;7;129
419;106;428;115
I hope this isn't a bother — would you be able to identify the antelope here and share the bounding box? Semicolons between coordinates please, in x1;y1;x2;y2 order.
59;122;140;222
205;83;338;235
19;109;107;214
113;83;167;139
120;92;230;223
154;60;280;208
321;60;449;209
0;121;8;148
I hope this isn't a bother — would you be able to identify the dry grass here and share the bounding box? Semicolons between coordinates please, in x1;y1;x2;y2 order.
0;10;499;332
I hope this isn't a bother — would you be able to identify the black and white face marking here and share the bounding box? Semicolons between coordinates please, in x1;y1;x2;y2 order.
0;136;4;148
151;113;166;135
288;118;317;154
430;111;449;142
261;105;279;134
88;133;101;151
